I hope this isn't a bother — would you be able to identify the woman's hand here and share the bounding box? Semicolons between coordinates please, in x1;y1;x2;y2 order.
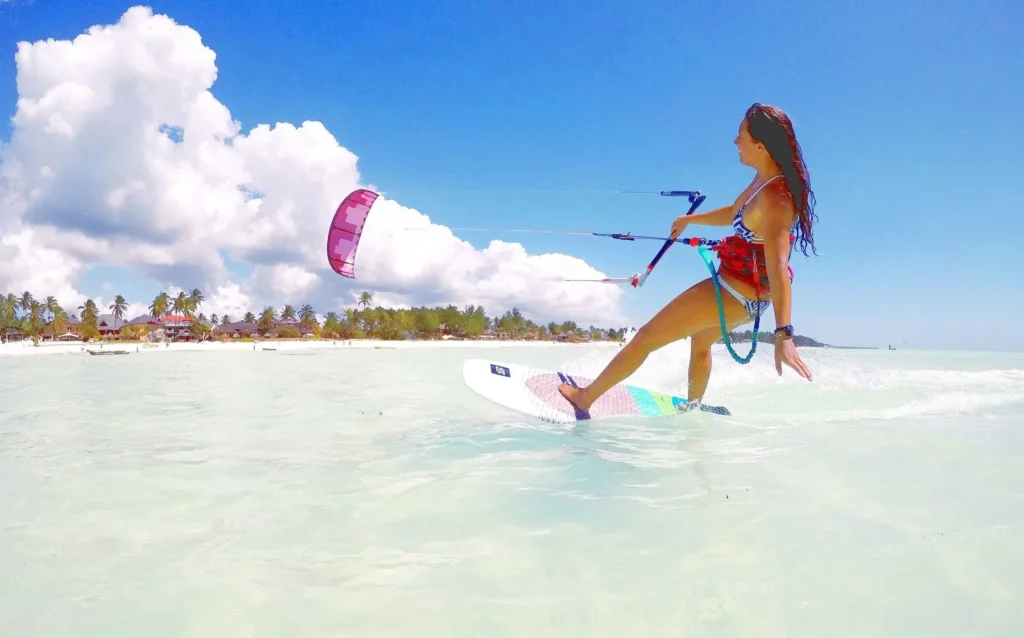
775;338;813;380
669;215;689;240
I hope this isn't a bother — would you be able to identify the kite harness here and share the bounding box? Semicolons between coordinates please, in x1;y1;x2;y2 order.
698;239;763;364
695;233;795;364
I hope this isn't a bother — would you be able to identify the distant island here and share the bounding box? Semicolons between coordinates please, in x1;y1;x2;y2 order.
1;289;830;346
720;328;828;348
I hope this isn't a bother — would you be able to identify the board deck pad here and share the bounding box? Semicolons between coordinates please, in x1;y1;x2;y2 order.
462;359;730;424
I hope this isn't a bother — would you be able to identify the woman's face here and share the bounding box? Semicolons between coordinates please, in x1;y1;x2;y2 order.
733;118;763;167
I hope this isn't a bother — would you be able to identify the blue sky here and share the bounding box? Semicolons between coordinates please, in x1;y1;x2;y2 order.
1;0;1021;350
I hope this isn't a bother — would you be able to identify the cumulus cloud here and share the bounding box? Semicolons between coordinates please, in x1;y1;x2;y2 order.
0;5;626;326
0;227;84;311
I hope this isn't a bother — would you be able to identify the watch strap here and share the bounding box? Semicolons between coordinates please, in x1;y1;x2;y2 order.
774;325;794;339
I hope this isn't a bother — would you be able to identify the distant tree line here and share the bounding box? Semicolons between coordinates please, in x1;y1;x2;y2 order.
3;288;826;346
1;289;630;342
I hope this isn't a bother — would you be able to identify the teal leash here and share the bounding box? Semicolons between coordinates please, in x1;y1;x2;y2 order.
696;245;759;364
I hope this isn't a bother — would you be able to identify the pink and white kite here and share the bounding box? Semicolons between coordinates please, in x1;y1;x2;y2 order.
326;188;378;278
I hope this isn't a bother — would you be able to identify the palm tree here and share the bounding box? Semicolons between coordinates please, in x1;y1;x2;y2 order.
243;311;256;324
188;288;204;315
0;294;16;322
44;296;59;323
109;295;127;328
79;299;98;319
323;311;339;330
172;291;190;317
51;308;69;340
189;315;211;342
280;304;296;321
210;313;219;326
257;306;277;336
360;308;378;336
19;291;33;315
78;299;99;339
299;304;316;328
27;300;44;337
358;291;372;308
149;292;169;319
220;315;231;325
0;295;14;341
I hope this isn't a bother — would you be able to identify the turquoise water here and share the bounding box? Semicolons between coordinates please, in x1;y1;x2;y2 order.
1;342;1022;636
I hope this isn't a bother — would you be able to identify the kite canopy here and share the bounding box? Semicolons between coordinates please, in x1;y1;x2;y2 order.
326;188;378;278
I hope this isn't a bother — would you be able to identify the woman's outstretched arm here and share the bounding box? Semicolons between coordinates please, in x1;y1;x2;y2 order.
670;203;737;238
678;204;736;227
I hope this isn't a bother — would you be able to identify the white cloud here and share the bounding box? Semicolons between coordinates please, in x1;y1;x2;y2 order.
0;5;626;327
200;282;253;320
265;264;320;301
0;226;85;311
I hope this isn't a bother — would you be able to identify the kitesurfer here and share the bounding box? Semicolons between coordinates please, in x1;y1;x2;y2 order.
558;103;816;415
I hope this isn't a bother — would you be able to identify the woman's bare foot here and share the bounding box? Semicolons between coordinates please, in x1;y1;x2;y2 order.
557;383;592;414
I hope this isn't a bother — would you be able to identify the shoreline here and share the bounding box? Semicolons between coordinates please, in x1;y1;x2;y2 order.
0;338;622;358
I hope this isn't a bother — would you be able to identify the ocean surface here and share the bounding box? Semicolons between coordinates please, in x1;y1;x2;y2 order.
1;341;1023;637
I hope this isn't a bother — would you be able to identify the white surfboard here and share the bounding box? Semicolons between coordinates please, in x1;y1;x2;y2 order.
461;358;730;424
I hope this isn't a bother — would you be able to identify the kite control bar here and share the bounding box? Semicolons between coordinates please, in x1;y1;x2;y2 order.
565;189;708;287
658;190;701;198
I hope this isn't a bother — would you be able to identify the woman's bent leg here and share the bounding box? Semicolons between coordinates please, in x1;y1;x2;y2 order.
686;318;749;403
687;326;718;404
558;277;750;413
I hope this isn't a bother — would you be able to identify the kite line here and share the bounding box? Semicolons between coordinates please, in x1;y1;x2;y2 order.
325;187;762;364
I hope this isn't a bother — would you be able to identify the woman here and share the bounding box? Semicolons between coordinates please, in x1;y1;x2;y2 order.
558;103;817;415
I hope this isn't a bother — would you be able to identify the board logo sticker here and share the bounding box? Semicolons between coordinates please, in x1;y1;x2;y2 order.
489;364;511;378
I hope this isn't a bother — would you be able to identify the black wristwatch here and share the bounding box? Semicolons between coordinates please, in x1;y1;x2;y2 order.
774;325;794;340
